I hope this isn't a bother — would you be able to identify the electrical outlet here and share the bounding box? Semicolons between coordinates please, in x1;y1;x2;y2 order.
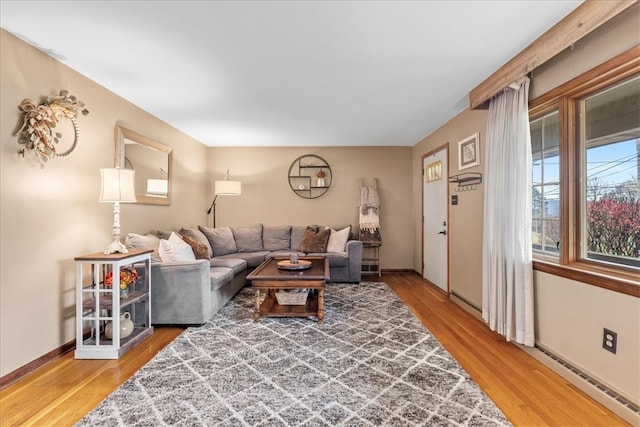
603;328;617;354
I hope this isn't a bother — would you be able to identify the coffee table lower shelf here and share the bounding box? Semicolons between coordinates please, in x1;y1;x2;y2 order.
254;289;324;322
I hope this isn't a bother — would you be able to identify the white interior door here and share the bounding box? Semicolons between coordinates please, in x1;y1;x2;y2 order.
423;147;448;292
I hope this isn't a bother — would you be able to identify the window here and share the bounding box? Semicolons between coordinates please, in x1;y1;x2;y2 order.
531;111;560;256
529;49;639;296
578;76;639;269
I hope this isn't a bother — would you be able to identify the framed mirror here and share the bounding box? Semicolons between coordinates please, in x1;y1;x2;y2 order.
114;124;173;206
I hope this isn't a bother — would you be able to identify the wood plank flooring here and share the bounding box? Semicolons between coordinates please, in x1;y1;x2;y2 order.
0;273;628;426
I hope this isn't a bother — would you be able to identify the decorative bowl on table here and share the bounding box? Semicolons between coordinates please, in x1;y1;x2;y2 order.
277;259;312;270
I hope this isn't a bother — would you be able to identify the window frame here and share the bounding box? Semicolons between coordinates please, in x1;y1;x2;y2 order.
531;110;561;256
528;46;640;298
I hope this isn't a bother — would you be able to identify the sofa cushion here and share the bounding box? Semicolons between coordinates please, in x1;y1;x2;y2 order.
159;233;196;262
180;234;210;260
210;267;235;291
199;226;237;256
232;224;264;253
299;227;331;253
263;225;292;251
180;227;213;258
215;252;269;268
124;233;162;263
210;258;247;275
291;225;317;251
326;226;351;254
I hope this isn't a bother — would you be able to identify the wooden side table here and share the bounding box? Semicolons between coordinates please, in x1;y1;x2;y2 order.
362;243;381;277
74;249;153;359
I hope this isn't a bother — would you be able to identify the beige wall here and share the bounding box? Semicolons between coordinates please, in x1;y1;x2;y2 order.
535;272;640;403
411;8;640;403
205;146;414;270
0;30;209;376
412;109;488;304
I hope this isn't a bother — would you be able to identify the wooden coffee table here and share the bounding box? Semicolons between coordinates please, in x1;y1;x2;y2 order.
247;256;328;322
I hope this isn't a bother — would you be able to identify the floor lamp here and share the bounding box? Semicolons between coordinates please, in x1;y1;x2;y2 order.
100;168;137;254
207;169;241;227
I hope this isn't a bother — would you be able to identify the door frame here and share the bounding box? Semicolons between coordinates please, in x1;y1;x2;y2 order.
421;143;450;294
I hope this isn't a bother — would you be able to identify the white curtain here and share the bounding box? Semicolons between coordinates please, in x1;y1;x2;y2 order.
482;77;535;346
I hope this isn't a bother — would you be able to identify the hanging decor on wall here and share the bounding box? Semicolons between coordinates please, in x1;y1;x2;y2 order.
15;90;89;167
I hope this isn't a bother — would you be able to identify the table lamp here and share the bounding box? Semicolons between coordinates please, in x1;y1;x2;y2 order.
100;168;137;254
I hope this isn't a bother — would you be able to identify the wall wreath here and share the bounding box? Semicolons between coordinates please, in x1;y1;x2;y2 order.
16;90;89;167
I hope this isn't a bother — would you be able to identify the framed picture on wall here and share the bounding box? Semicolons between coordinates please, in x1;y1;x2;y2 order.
458;133;480;170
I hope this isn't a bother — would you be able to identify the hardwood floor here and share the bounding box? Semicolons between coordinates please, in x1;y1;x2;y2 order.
0;273;628;426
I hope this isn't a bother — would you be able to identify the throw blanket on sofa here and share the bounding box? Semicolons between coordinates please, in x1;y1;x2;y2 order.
359;185;382;244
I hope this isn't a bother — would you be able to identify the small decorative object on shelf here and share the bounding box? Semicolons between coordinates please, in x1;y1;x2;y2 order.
316;169;326;187
105;312;134;339
15;90;89;167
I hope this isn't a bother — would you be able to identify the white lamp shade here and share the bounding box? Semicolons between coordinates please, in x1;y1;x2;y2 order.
146;178;168;196
99;168;137;203
215;180;241;195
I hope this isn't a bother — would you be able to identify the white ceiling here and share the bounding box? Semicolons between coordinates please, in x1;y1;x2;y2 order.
1;1;582;147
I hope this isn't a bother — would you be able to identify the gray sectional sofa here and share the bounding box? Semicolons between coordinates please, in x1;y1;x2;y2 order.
125;224;362;325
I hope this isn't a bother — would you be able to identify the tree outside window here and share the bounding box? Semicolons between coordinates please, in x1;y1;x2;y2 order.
579;76;640;268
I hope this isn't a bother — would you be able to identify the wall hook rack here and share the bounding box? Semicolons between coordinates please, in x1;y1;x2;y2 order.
449;172;483;191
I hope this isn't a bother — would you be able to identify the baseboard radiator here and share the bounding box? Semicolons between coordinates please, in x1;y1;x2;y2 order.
450;291;639;420
535;344;639;416
450;291;482;312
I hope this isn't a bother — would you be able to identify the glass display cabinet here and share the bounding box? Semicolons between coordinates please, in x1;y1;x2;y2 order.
74;249;153;359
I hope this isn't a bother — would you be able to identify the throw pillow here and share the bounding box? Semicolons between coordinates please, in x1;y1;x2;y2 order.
180;233;210;260
158;232;196;262
326;226;351;253
124;233;162;263
155;229;172;240
299;226;331;253
263;225;292;251
179;227;213;258
198;225;237;256
291;225;317;251
232;224;264;253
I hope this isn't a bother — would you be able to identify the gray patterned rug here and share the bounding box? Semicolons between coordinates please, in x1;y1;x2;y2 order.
77;282;511;426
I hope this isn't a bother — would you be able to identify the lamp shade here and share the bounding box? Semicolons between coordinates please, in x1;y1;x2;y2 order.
146;178;168;196
99;168;136;203
215;180;241;196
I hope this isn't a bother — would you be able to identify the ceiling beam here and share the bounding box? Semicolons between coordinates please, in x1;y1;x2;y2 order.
469;0;638;110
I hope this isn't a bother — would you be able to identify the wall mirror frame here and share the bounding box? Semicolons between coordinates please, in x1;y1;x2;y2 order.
114;124;173;206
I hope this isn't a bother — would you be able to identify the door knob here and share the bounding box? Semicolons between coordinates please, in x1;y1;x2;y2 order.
438;230;447;235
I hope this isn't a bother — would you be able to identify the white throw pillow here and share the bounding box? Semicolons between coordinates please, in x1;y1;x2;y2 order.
158;232;196;262
326;226;351;253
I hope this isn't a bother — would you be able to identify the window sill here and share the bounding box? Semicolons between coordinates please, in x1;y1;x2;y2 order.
533;259;639;298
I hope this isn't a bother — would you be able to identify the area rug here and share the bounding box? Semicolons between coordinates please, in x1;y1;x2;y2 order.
76;282;511;426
